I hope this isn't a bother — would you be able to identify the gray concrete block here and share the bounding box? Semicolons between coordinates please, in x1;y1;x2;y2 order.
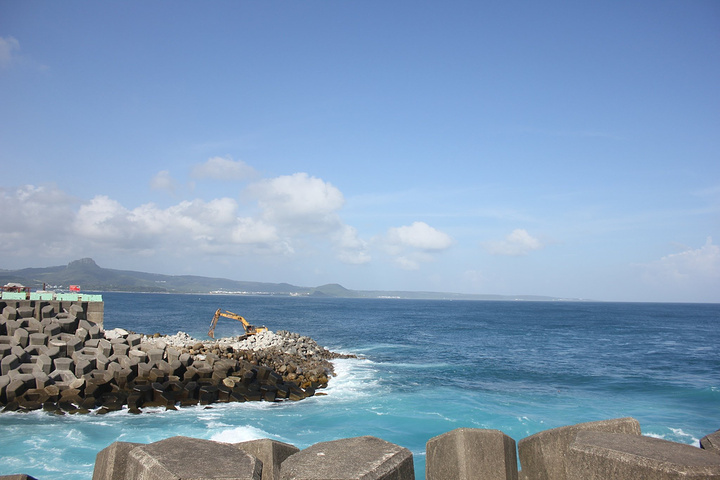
568;431;720;479
111;343;129;356
49;339;68;357
53;357;75;372
702;429;720;455
12;328;29;348
0;334;13;345
1;354;20;376
56;316;78;333
34;354;53;375
0;374;10;403
6;376;31;402
69;304;85;320
426;428;517;480
32;370;52;389
129;349;148;363
4;320;20;336
126;436;262;479
43;323;62;337
98;339;112;357
237;438;300;480
92;441;144;480
0;474;40;479
2;306;18;320
281;436;414;480
29;332;48;346
517;417;640;480
41;304;55;319
16;306;34;319
0;344;11;357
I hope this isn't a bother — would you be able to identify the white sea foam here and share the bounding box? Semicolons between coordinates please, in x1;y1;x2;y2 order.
323;358;382;401
210;425;276;443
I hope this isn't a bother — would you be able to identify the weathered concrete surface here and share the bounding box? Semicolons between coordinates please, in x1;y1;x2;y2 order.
702;428;720;455
426;428;517;480
92;441;143;480
237;438;300;480
0;475;39;480
568;430;720;479
517;417;641;480
281;436;414;480
126;436;262;480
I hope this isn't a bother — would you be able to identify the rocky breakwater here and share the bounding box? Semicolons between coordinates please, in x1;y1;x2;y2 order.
0;304;355;415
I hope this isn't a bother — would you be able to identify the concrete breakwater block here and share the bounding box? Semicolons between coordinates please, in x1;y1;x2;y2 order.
702;428;720;455
236;439;300;480
517;417;640;480
280;436;414;480
94;436;263;480
568;430;720;479
426;428;517;480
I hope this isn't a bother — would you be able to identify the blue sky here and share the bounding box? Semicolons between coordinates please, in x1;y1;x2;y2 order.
1;1;718;302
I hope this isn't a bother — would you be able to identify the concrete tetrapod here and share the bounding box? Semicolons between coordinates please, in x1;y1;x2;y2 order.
702;428;720;455
568;430;720;479
125;436;262;480
92;441;143;480
280;436;414;480
517;417;640;480
236;438;300;480
426;428;517;480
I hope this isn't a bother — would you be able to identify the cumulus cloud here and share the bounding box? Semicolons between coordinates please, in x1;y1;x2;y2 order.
0;185;78;258
483;229;543;256
386;221;453;251
191;156;257;181
150;170;177;194
2;168;371;269
379;221;452;270
0;36;20;68
642;237;720;282
248;172;345;234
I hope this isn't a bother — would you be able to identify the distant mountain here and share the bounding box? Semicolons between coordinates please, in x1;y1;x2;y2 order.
0;258;578;301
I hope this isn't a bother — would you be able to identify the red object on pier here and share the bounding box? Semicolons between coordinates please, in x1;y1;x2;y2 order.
69;285;80;292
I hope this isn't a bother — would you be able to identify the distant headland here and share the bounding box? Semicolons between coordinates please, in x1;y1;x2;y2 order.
0;258;585;301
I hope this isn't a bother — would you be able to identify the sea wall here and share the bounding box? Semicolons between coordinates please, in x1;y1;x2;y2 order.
4;419;715;479
0;299;103;326
0;307;353;414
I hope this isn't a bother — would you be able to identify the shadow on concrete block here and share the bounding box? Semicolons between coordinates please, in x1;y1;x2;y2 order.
281;436;414;480
426;428;517;480
0;475;39;480
92;441;143;480
517;417;640;480
568;431;720;479
126;436;262;480
236;438;300;480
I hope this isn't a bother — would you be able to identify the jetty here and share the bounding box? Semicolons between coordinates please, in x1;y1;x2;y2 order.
0;296;353;415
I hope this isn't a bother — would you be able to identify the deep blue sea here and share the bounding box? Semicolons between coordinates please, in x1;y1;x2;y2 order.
1;294;718;479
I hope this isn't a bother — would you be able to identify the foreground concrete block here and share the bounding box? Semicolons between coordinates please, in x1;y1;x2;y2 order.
281;436;414;480
92;441;144;480
426;428;517;480
126;436;262;480
702;428;720;455
568;431;720;479
0;475;40;480
237;438;300;480
517;417;640;480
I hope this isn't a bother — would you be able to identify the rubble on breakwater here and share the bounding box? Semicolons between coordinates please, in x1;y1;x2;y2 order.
0;303;355;414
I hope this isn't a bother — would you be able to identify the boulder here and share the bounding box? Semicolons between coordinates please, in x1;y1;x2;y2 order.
568;430;720;479
280;436;414;480
426;428;517;480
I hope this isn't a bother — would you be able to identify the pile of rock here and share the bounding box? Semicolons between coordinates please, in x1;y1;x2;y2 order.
0;304;355;415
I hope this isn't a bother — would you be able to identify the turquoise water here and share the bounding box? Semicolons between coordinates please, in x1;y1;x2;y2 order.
1;294;718;479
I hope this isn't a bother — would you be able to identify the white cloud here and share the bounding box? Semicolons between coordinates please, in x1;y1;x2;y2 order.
333;225;371;264
191;156;257;181
248;172;345;234
379;221;452;270
0;36;20;68
642;237;720;282
386;221;453;251
483;229;543;256
150;170;177;194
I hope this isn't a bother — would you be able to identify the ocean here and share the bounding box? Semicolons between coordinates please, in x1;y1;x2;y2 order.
1;293;718;479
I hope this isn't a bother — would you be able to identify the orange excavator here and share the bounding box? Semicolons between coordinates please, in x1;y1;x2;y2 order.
208;309;268;339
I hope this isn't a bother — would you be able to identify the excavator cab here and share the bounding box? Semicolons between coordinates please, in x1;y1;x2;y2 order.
208;308;268;338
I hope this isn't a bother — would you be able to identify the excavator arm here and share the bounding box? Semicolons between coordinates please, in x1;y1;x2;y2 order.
208;308;268;338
